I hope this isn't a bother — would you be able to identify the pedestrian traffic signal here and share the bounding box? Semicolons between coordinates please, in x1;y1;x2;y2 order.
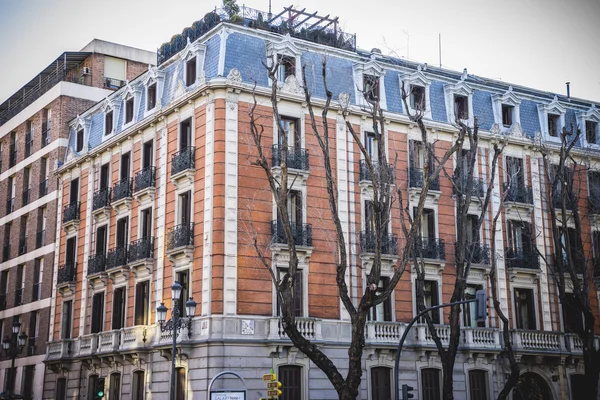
402;384;414;400
95;377;105;399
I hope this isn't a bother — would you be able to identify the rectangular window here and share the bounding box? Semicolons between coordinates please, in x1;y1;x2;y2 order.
423;280;440;324
502;104;514;127
121;152;131;179
586;120;597;144
21;365;35;398
179;118;192;150
371;367;392;400
76;129;84;152
15;265;24;305
125;98;134;124
279;117;300;149
91;292;104;334
33;258;43;301
505;156;524;188
55;378;67;400
514;288;536;330
175;368;186;400
66;237;76;265
363;74;380;102
19;215;28;255
415;208;436;240
507;220;533;253
463;285;484;327
96;225;107;255
143;140;153;168
147;83;156;110
132;371;145;400
410;140;435;170
454;95;469;119
0;271;8;310
141;208;152;239
135;281;150;326
109;373;121;400
23;166;31;206
116;217;129;247
87;375;99;400
112;287;126;330
185;57;197;86
364;131;378;161
277;269;303;317
70;178;79;205
105;111;113;134
179;192;191;225
9;132;17;168
410;85;426;111
61;300;73;339
469;370;488;400
369;277;391;321
176;270;190;317
548;113;560;137
279;365;301;400
421;368;441;400
287;190;302;226
563;293;584;335
28;311;39;356
100;163;110;190
277;55;296;82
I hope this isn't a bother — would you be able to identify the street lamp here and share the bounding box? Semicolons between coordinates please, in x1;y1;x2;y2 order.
157;282;197;400
2;320;28;399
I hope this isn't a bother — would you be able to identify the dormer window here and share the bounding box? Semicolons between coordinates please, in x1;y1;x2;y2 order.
548;113;560;137
277;55;295;83
502;104;514;127
125;97;134;124
410;85;426;111
586;120;598;144
363;74;380;102
76;129;84;152
105;110;114;135
147;83;157;111
185;57;197;87
454;95;469;119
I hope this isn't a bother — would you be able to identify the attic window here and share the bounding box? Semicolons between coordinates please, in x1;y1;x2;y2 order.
185;57;197;87
125;98;134;124
410;85;425;111
454;95;469;119
363;74;380;102
548;113;560;137
76;129;84;152
587;120;598;144
502;104;514;127
105;110;113;135
277;55;295;83
147;83;157;110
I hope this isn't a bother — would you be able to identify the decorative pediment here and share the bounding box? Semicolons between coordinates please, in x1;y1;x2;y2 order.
579;104;600;122
445;80;473;97
266;34;302;57
402;68;429;88
538;95;566;115
355;59;384;78
101;97;117;113
72;114;91;132
141;65;166;86
492;86;521;107
122;81;141;99
180;37;207;61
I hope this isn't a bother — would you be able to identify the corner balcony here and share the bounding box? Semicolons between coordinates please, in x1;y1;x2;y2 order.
171;147;196;189
505;247;540;271
46;339;76;361
268;317;322;341
359;160;395;186
57;262;77;296
87;253;108;290
112;178;133;215
120;325;155;354
92;187;112;222
62;202;80;234
128;237;155;279
408;167;440;202
106;245;129;285
134;166;156;206
411;237;446;264
166;223;195;267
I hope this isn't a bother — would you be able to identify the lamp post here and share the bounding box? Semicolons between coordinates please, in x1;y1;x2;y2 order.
157;282;197;400
2;320;28;400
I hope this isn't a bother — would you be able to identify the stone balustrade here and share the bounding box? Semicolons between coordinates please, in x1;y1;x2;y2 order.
268;317;322;341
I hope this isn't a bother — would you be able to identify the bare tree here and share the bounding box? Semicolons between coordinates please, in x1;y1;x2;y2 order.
245;58;459;399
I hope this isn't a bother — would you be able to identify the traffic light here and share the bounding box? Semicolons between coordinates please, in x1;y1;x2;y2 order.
402;384;414;400
95;377;105;399
475;289;487;322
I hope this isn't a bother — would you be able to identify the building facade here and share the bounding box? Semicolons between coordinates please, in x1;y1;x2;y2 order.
44;8;600;400
0;39;154;399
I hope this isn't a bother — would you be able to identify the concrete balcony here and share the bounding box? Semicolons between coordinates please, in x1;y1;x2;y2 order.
120;325;155;352
511;330;564;352
46;339;76;361
97;330;121;353
366;321;405;344
79;333;99;357
462;327;501;350
268;317;322;341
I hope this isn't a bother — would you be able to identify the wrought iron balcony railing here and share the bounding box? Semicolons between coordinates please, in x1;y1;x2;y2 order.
359;231;398;255
171;147;196;176
411;237;446;260
359;160;395;184
2;244;10;262
167;223;195;250
107;246;128;270
128;237;155;262
41;127;50;148
455;242;490;265
505;247;540;270
556;252;586;275
453;177;485;198
18;236;27;255
271;221;313;247
502;182;533;204
22;189;30;206
88;253;107;275
552;190;576;211
39;179;48;197
271;145;310;171
57;262;77;284
6;198;14;215
63;202;80;223
93;187;112;210
589;188;600;214
409;167;440;191
113;178;133;202
103;77;126;90
36;230;45;249
134;166;157;192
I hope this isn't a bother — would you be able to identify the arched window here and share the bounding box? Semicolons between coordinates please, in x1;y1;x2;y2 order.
468;369;488;400
370;367;392;400
86;375;99;400
132;370;145;400
109;372;121;400
421;368;441;400
279;365;302;400
55;378;67;400
175;367;186;400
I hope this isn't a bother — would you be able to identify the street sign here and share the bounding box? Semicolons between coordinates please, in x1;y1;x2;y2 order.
262;374;277;381
267;382;282;389
267;390;283;397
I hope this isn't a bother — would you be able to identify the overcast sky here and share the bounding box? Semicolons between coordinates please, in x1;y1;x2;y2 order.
1;0;599;104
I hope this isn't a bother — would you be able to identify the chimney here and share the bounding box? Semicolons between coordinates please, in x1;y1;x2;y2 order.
566;82;571;99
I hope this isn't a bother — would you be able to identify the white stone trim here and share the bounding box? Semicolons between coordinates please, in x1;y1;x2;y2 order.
353;59;387;110
491;86;522;134
202;98;216;316
217;29;229;77
537;95;567;143
79;163;95;334
578;104;600;148
444;78;474;127
401;66;432;120
463;362;494;400
336;113;352;320
154;123;168;320
266;34;303;86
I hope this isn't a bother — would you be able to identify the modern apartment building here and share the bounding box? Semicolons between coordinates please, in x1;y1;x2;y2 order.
0;39;155;399
43;7;600;400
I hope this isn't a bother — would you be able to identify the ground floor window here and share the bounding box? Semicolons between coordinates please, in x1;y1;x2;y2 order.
468;369;488;400
175;367;186;400
55;378;67;400
371;367;392;400
421;368;441;400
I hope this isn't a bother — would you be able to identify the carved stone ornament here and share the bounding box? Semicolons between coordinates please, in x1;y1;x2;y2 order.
281;74;303;94
508;122;523;137
173;78;186;99
491;123;502;136
226;68;242;84
198;70;206;85
338;92;350;109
